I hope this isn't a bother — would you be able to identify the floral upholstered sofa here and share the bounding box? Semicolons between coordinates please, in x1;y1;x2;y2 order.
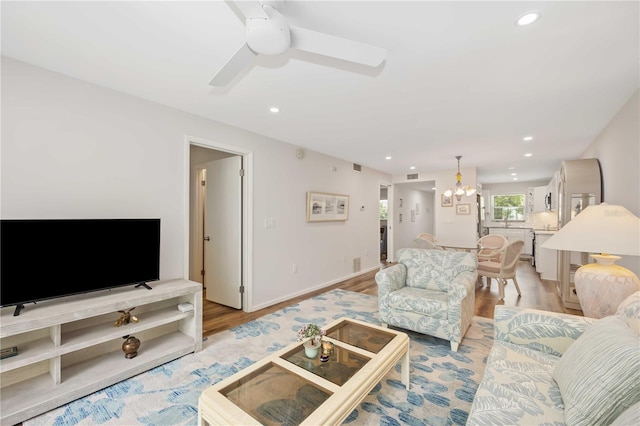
467;291;640;425
375;248;478;351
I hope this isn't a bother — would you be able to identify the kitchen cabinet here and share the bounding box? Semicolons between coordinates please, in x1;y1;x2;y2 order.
489;227;533;256
527;187;535;214
534;186;547;212
534;232;558;281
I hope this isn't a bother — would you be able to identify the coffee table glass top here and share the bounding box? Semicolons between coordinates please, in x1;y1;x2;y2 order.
200;318;411;426
220;362;332;426
282;344;370;386
325;319;395;353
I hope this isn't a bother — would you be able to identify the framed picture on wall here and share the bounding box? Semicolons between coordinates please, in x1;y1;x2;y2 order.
456;203;470;215
441;194;453;207
411;209;416;222
306;192;349;222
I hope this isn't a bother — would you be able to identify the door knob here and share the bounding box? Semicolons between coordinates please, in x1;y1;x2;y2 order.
204;236;210;241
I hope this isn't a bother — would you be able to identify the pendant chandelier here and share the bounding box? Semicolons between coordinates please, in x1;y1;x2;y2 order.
443;155;476;201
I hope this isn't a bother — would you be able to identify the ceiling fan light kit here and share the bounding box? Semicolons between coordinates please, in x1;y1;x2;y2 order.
246;5;290;55
209;0;387;87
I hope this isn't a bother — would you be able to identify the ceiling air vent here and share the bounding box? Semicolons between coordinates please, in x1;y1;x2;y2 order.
352;163;362;172
406;173;419;180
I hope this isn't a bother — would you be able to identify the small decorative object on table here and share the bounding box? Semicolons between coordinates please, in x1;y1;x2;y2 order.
122;335;140;359
320;340;334;362
114;308;138;327
1;346;18;359
297;323;325;359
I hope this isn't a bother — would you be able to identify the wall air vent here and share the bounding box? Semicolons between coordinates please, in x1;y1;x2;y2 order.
353;163;362;172
406;173;419;180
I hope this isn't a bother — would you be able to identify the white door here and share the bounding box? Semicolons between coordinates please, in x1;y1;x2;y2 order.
204;156;242;309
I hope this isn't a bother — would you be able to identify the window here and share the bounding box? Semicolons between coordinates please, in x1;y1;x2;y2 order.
492;194;525;221
379;200;388;219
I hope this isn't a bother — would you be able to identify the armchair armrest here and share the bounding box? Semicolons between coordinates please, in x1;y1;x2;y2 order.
494;306;595;357
375;264;407;297
447;270;477;300
375;264;407;322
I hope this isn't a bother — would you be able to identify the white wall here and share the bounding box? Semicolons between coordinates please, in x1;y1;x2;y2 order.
392;185;434;250
1;58;391;311
580;89;639;276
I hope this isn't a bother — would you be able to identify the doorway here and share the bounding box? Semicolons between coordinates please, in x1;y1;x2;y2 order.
187;137;253;311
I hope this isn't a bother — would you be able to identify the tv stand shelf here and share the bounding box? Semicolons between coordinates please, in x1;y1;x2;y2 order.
0;279;202;425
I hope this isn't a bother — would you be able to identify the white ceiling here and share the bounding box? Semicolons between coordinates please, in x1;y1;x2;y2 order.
2;1;638;184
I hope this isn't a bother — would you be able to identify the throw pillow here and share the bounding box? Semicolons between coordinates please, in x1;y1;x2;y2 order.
552;315;640;425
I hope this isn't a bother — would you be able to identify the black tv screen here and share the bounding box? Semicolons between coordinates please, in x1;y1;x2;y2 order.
1;219;160;313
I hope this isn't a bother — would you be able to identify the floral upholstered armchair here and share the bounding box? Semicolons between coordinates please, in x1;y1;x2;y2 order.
375;248;478;351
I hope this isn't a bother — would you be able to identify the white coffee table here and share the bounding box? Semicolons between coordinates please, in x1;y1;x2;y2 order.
198;317;410;425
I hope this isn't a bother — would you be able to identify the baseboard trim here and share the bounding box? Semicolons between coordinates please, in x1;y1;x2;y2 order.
248;265;379;312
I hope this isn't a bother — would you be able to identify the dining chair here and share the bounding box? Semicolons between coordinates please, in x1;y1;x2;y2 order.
417;233;437;243
476;234;508;263
477;239;524;301
413;238;441;250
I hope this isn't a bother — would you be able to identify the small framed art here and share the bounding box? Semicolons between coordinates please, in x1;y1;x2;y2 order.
306;192;349;222
441;194;453;207
456;204;470;215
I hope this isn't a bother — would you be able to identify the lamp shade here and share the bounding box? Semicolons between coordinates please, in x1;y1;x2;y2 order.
541;203;640;256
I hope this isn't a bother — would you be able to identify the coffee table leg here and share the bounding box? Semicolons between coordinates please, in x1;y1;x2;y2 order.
401;349;410;389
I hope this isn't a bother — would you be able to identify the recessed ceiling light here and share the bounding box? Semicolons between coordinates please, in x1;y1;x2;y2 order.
524;153;533;157
269;107;279;113
431;187;436;190
523;136;533;141
511;172;517;176
516;11;541;26
513;177;519;181
385;156;392;160
410;166;416;170
508;166;515;170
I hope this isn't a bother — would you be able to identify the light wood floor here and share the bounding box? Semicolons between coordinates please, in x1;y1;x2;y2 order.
202;260;582;338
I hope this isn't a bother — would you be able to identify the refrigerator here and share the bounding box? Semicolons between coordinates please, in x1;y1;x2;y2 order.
556;159;602;310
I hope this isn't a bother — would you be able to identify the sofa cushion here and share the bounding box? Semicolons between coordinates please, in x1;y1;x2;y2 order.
467;341;565;426
611;400;640;425
396;248;477;292
616;291;640;334
552;315;640;426
388;287;448;319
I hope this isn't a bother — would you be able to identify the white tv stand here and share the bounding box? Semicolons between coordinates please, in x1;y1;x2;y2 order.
0;279;202;425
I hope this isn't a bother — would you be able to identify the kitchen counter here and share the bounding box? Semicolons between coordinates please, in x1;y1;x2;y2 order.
533;230;557;235
488;227;534;256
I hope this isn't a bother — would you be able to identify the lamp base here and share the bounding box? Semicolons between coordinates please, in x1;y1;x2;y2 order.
575;254;640;319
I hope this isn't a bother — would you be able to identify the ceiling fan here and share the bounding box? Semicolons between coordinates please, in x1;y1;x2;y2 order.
209;0;387;86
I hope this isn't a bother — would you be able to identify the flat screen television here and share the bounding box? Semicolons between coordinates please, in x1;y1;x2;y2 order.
1;219;160;316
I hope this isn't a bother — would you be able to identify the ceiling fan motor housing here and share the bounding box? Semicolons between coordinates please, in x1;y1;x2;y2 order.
246;5;290;55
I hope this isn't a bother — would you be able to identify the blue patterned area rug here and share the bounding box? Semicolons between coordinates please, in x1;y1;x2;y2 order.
24;289;494;426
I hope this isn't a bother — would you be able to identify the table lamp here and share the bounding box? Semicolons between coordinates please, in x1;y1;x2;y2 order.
541;203;640;318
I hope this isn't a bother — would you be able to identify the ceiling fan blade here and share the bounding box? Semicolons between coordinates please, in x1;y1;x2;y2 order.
209;42;257;87
289;25;386;67
228;0;268;19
